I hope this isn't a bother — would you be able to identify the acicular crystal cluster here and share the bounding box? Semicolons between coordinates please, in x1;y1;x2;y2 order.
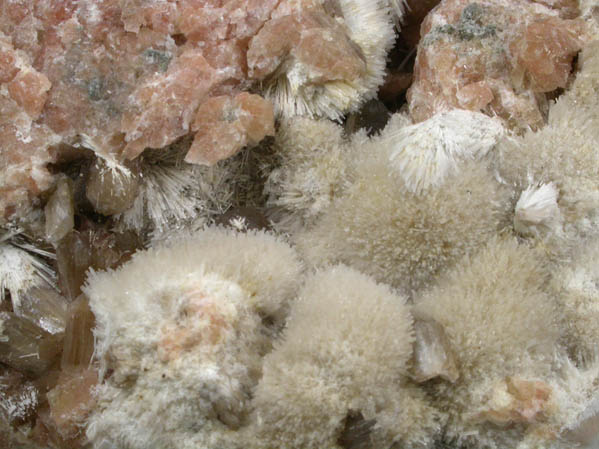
1;0;599;448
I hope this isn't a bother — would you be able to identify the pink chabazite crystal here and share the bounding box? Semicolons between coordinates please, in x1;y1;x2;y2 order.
186;92;275;165
407;0;588;130
7;70;52;119
0;31;59;223
122;49;219;159
509;16;585;92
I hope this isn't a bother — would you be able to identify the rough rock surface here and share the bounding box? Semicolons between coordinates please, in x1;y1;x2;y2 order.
0;0;393;224
407;0;588;130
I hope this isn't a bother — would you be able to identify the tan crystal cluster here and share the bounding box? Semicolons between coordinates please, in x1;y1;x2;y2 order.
0;224;141;448
407;0;588;130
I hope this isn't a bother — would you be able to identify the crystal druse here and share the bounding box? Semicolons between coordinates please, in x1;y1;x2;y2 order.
1;0;599;449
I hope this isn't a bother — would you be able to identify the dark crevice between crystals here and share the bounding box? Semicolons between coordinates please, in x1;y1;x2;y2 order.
337;410;376;449
379;33;416;114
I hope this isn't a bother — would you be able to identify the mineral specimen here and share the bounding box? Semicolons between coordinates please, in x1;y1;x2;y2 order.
47;368;99;442
252;266;438;449
479;376;552;426
121;48;220;160
61;295;95;371
0;311;62;375
497;41;599;249
13;286;68;336
294;112;511;294
387;109;504;194
552;238;599;362
407;0;588;130
410;316;459;383
414;237;560;447
0;230;56;304
185;92;275;166
513;183;562;238
0;31;58;224
0;365;39;425
45;177;75;244
84;227;303;449
1;0;392;225
1;1;599;449
265;117;352;233
85;159;140;216
249;0;395;119
55;227;141;301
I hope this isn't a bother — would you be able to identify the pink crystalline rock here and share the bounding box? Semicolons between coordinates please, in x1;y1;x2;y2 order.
186;92;275;166
407;0;588;130
0;32;58;223
246;7;367;85
0;0;376;223
121;49;220;160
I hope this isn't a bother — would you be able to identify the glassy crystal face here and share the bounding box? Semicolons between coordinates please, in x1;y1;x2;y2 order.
61;295;95;371
0;312;62;375
44;177;75;244
411;317;459;383
14;287;68;336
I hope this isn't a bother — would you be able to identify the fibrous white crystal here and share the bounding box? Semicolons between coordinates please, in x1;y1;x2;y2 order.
414;237;561;448
255;0;395;120
295;121;511;294
115;147;234;235
44;176;75;244
387;0;407;24
265;117;350;232
252;266;438;449
388;109;505;194
514;183;561;237
0;230;55;308
84;227;303;449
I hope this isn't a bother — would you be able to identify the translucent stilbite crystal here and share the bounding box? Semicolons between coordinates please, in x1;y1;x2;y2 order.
47;368;99;441
337;411;376;449
61;295;95;371
45;177;75;244
56;232;94;301
186;92;275;166
56;228;142;301
36;292;99;445
411;316;459;383
0;312;62;375
13;286;68;335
